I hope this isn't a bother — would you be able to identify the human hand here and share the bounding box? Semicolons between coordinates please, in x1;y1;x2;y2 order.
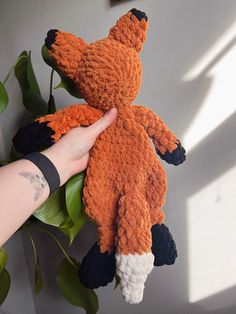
41;108;117;186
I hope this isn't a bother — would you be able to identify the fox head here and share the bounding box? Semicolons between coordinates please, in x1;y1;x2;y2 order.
45;9;148;110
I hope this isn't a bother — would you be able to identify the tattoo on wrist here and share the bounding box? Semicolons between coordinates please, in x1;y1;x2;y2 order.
19;171;48;201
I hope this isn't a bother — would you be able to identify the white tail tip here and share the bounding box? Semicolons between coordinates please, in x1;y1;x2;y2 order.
116;252;154;304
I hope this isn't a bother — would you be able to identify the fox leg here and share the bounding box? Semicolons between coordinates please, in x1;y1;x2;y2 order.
145;164;178;266
145;163;167;225
83;169;120;253
79;174;120;289
78;242;116;289
116;192;154;304
151;223;177;266
12;104;103;154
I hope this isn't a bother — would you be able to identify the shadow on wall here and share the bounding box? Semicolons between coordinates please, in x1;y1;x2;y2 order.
166;112;236;313
140;1;236;313
163;13;236;312
14;0;235;314
109;0;132;7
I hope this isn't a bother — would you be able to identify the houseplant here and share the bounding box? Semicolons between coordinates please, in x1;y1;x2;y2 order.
0;48;106;314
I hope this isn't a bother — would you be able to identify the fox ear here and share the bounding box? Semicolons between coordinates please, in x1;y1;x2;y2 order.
45;29;88;81
108;9;148;53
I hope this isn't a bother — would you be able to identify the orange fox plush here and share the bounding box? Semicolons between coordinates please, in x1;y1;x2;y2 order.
13;9;186;303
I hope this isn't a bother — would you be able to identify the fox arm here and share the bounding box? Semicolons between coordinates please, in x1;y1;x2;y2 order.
133;105;186;165
13;104;103;154
36;104;103;141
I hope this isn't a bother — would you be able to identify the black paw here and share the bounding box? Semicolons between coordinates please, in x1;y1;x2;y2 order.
129;8;148;21
157;141;186;165
78;242;116;289
151;224;177;266
12;121;54;154
45;29;58;50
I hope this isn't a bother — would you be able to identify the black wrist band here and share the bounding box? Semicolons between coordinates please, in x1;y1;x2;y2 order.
22;152;60;195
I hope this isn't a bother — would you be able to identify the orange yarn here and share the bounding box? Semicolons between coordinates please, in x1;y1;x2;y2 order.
49;31;88;80
37;11;180;255
108;11;148;52
36;104;103;141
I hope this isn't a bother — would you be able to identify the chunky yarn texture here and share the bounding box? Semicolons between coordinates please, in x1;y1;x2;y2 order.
12;8;186;304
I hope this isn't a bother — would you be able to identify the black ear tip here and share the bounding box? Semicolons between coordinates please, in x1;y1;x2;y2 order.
45;29;59;50
129;8;148;21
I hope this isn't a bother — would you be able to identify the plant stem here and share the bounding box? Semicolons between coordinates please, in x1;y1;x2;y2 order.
25;226;77;268
49;69;54;97
3;68;12;85
2;55;27;85
28;232;37;265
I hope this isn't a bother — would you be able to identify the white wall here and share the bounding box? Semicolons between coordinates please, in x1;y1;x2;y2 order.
0;0;236;313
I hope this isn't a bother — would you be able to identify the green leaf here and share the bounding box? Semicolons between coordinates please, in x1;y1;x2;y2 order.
0;82;9;113
60;210;88;246
9;144;23;161
30;227;76;268
0;159;11;166
62;172;87;245
54;76;82;99
41;44;82;99
66;172;85;223
22;89;48;117
14;51;29;93
0;248;8;274
27;51;41;96
41;44;57;68
114;274;120;290
34;186;68;227
56;258;98;314
59;216;75;229
0;269;11;305
47;94;56;114
15;50;47;117
28;233;43;295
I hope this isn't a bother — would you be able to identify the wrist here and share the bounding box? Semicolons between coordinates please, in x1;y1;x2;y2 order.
41;147;73;187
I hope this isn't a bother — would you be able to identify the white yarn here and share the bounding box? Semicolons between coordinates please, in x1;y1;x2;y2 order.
116;252;154;304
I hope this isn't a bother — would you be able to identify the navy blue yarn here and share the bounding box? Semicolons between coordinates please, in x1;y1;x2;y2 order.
45;29;58;50
12;121;54;154
78;242;116;289
151;224;177;266
129;8;148;21
157;141;186;166
78;225;177;289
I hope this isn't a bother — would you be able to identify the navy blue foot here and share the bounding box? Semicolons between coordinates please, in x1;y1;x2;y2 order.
78;242;116;289
45;29;58;50
151;224;177;266
157;140;186;166
12;121;54;154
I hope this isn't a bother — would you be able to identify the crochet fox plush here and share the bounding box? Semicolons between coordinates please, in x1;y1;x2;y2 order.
13;9;186;304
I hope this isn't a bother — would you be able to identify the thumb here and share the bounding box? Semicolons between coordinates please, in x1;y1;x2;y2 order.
87;108;117;137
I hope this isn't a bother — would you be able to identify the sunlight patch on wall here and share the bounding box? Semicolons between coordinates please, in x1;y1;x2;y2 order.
183;21;236;81
188;165;236;303
182;22;236;152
